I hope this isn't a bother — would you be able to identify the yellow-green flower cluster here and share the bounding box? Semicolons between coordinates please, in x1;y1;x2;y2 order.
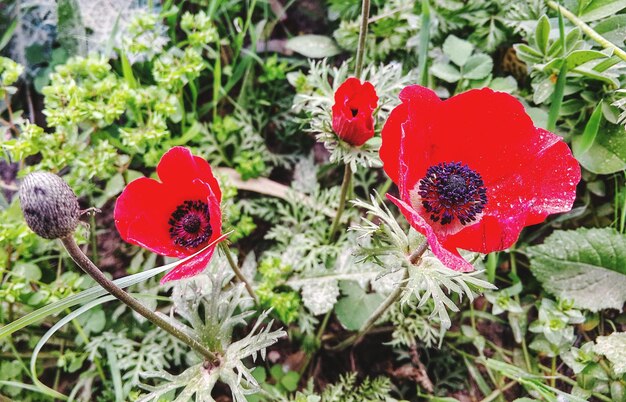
181;11;219;48
0;57;24;97
42;55;129;128
152;47;205;92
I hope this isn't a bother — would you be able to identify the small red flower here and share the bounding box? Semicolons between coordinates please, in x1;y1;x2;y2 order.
332;77;378;146
114;147;222;283
380;86;580;272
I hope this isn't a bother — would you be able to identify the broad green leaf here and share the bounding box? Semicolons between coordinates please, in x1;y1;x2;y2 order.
95;173;125;208
12;262;42;281
573;122;626;174
463;54;493;80
559;98;586;116
593;55;622;72
579;0;626;22
533;78;555;104
528;228;626;311
535;15;551;54
573;101;603;156
489;76;517;93
430;62;461;82
442;35;474;67
594;15;626;44
285;35;342;58
573;66;620;88
280;371;300;392
566;49;607;69
594;332;626;374
514;44;544;64
335;281;383;331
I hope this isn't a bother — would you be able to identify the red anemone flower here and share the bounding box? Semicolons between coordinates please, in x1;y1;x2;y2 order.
114;146;222;283
332;77;378;146
380;86;580;272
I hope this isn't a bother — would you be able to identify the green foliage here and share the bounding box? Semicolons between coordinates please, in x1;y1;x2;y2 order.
321;373;398;402
257;257;301;325
529;228;626;311
0;56;23;95
2;0;626;400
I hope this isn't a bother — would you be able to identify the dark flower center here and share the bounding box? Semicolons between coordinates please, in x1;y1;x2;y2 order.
350;108;358;117
418;162;487;226
169;200;212;249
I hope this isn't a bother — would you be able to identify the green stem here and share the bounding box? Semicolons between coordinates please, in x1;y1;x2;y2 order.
354;0;371;79
60;236;218;362
219;242;259;304
547;1;626;62
417;0;431;86
550;355;557;388
479;381;516;402
547;60;567;132
328;164;353;242
510;249;532;373
331;241;429;350
298;310;333;376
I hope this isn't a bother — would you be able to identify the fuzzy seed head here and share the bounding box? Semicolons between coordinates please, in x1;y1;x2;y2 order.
19;172;80;239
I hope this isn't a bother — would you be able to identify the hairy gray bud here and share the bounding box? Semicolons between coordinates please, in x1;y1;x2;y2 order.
19;172;80;239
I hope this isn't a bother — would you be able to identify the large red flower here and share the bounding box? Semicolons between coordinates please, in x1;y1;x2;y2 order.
114;147;222;283
380;86;580;272
332;77;378;146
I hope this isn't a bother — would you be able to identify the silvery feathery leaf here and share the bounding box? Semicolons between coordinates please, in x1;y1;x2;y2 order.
137;264;285;401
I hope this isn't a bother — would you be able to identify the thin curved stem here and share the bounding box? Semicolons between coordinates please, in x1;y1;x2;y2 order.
60;236;217;362
329;240;429;351
328;164;352;243
547;1;626;62
354;0;371;79
219;242;259;304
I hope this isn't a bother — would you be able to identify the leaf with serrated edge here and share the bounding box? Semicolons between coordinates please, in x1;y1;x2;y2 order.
528;228;626;311
594;332;626;374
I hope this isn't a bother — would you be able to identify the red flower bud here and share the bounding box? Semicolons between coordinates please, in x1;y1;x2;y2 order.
331;77;378;146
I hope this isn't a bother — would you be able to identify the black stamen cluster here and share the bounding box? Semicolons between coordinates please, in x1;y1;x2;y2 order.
418;162;487;226
168;200;212;248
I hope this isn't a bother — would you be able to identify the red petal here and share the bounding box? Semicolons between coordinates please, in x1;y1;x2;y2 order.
525;129;580;225
157;146;222;203
160;245;217;283
425;88;538;186
446;173;530;252
114;178;186;257
380;86;441;193
387;193;474;272
114;178;218;258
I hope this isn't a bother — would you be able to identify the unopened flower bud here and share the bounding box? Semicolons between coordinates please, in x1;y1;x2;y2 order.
19;172;80;239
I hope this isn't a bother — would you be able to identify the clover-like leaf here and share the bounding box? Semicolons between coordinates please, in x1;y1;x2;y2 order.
442;35;474;67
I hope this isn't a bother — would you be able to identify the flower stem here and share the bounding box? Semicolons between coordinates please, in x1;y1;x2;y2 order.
330;240;428;350
547;1;626;63
328;164;353;243
354;0;371;79
417;0;431;86
219;242;259;304
60;236;218;362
